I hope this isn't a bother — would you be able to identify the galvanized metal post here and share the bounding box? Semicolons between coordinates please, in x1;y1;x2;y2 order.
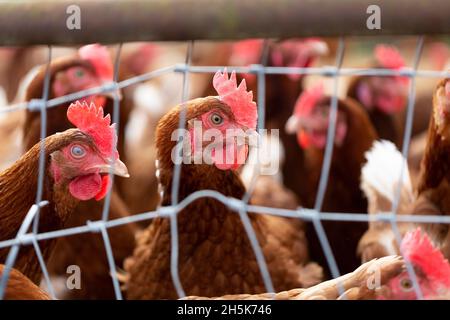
0;0;448;45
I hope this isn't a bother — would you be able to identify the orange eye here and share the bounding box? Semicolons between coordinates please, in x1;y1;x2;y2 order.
71;145;86;159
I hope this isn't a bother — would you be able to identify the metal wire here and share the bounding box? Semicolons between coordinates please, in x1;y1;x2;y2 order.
99;223;123;300
31;237;56;300
390;36;426;300
169;41;194;298
1;67;449;115
0;201;49;299
311;37;346;297
91;42;125;298
0;36;449;301
101;43;123;222
238;40;276;296
29;45;57;299
1;199;450;251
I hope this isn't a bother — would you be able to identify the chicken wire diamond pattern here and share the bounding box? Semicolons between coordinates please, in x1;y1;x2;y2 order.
0;36;449;300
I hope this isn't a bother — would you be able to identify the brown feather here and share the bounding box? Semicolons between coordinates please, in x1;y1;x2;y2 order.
183;256;404;300
0;264;50;300
0;129;96;283
408;79;450;258
22;54;136;299
46;189;138;299
298;97;377;276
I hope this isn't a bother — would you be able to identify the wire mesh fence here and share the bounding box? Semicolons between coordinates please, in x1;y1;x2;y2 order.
0;34;449;300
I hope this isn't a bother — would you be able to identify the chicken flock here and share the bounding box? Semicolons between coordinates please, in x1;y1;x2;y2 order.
0;38;449;300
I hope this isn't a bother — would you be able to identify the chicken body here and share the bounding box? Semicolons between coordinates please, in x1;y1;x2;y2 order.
0;47;76;103
0;128;119;284
346;76;405;147
231;40;327;220
23;56;130;159
184;255;404;300
22;50;137;299
409;78;450;257
0;264;50;300
345;45;409;148
46;193;138;299
286;95;377;276
124;97;322;299
266;74;310;206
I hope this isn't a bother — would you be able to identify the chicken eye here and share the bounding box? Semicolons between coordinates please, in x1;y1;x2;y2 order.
71;145;86;159
210;113;224;125
400;278;414;292
75;69;85;78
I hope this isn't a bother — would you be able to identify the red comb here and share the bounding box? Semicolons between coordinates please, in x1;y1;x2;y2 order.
429;42;450;70
401;228;450;287
271;38;327;66
126;43;159;75
230;39;264;66
271;38;328;80
294;82;325;117
67;100;118;159
213;69;258;130
78;44;113;80
374;44;406;70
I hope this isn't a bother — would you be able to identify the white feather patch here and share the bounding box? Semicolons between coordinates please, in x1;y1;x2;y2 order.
240;133;285;188
361;140;413;204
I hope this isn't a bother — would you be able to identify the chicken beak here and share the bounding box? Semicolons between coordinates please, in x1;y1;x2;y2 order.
285;115;301;134
96;159;130;178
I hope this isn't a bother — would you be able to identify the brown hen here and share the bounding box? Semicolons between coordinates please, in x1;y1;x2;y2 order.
285;84;378;275
21;45;138;299
123;71;322;299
